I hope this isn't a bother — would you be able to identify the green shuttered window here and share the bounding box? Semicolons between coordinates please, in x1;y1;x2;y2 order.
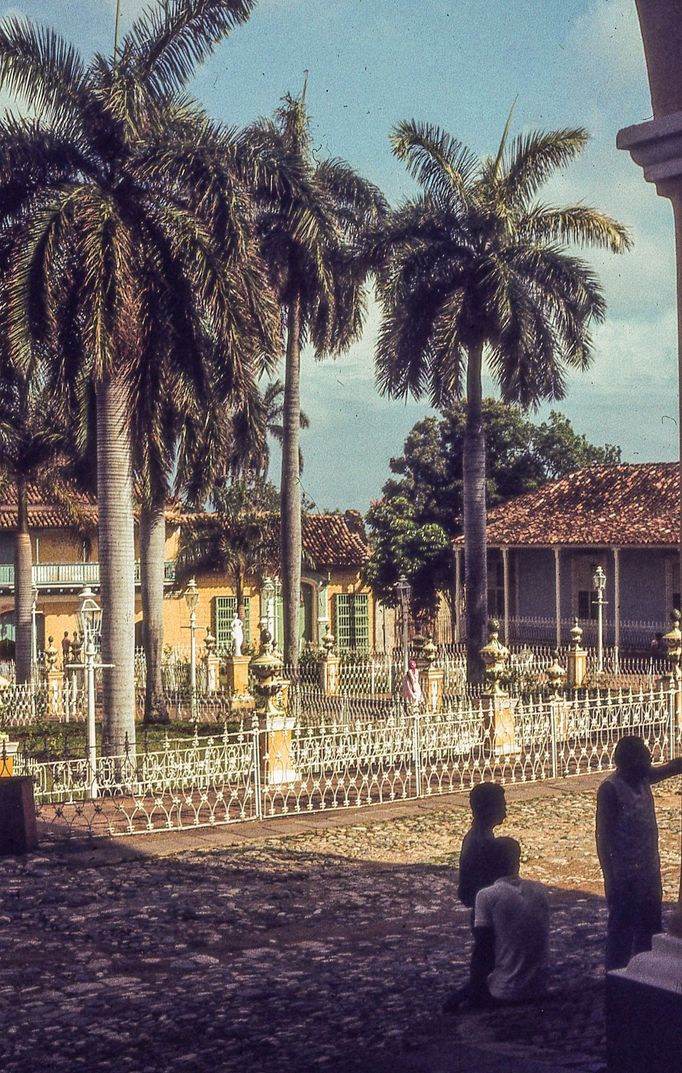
213;596;250;648
335;593;369;649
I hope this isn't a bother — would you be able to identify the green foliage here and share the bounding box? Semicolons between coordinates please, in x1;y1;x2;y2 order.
364;399;620;610
384;399;620;530
177;476;280;607
362;495;451;617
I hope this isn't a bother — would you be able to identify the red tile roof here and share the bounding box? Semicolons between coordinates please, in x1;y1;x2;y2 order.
302;510;369;568
0;482;98;531
180;509;369;570
456;463;680;547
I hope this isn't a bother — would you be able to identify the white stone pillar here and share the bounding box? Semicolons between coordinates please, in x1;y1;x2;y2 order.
454;547;463;643
554;548;562;649
502;547;510;644
613;546;621;670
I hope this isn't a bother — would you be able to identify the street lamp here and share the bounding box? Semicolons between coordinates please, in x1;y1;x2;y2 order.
184;577;200;715
396;575;411;674
77;586;102;799
260;576;275;648
592;566;607;674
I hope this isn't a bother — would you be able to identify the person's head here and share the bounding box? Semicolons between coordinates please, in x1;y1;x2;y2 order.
614;735;651;780
408;659;417;672
63;631;69;638
487;836;521;881
470;781;506;827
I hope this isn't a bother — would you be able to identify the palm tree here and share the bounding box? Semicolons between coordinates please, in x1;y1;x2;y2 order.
245;88;386;669
0;364;65;682
0;1;276;752
176;476;280;623
373;120;631;680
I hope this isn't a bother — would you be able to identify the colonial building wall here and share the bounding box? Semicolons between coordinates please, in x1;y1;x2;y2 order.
515;548;556;619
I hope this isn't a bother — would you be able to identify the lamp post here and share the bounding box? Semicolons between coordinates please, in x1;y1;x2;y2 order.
261;576;275;647
592;566;607;674
184;578;199;718
396;575;411;674
77;586;102;799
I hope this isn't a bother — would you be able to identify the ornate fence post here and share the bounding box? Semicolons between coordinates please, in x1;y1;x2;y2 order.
413;705;423;798
566;619;587;690
547;650;567;779
44;638;63;719
251;712;263;820
251;630;298;787
318;627;340;696
662;610;682;759
203;629;221;694
417;636;443;713
225;632;254;714
480;620;519;758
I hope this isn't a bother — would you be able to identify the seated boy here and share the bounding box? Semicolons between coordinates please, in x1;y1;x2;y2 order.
442;782;506;1011
471;837;549;1006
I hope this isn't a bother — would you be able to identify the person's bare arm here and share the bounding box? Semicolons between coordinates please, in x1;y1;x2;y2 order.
596;780;618;885
469;926;495;1001
649;757;682;785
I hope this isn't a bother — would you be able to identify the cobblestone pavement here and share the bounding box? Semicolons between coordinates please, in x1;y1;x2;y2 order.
1;776;680;1073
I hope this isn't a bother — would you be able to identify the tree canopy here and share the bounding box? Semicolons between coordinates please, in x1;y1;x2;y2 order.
363;400;621;614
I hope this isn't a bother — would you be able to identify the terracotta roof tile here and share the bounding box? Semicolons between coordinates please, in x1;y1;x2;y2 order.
179;509;369;569
302;511;369;568
0;482;98;531
455;463;680;547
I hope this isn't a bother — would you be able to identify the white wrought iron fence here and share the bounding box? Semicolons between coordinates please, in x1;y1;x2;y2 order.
18;683;679;840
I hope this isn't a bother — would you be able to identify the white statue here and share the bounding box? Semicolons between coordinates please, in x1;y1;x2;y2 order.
231;613;244;657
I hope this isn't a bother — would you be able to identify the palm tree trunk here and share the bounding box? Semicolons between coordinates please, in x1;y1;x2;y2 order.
97;375;137;756
140;495;169;724
463;344;488;682
280;293;302;670
14;478;33;684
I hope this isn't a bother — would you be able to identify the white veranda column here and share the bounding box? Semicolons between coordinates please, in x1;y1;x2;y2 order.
502;547;510;644
554;548;561;649
613;546;621;670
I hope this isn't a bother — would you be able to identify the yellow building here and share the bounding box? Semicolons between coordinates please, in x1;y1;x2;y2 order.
0;486;375;660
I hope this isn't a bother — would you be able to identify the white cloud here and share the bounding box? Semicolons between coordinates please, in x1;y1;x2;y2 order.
567;0;647;90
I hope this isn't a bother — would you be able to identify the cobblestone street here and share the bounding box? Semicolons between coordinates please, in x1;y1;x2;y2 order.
1;774;680;1073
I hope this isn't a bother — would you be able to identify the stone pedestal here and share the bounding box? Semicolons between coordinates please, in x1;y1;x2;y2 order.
204;654;221;693
481;694;519;758
46;669;64;718
0;739;18;777
225;655;251;697
424;666;444;712
319;654;340;696
0;776;38;854
606;932;682;1073
567;647;587;689
262;713;299;786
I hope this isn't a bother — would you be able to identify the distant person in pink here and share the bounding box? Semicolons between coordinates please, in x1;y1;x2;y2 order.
401;659;422;712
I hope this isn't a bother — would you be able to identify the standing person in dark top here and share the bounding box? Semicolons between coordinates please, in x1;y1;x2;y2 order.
458;782;507;913
596;735;682;970
442;781;507;1011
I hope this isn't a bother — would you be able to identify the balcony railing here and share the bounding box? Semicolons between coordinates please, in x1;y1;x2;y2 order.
0;560;176;590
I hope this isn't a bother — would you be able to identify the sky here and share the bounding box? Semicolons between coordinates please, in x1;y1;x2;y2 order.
1;0;676;511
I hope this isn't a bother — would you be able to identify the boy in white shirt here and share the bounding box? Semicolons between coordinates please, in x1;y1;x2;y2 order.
471;837;549;1006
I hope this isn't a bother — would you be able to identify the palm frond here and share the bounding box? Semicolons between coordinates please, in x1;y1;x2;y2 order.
0;16;88;122
391;120;478;209
519;204;632;253
500;128;589;207
126;0;255;97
